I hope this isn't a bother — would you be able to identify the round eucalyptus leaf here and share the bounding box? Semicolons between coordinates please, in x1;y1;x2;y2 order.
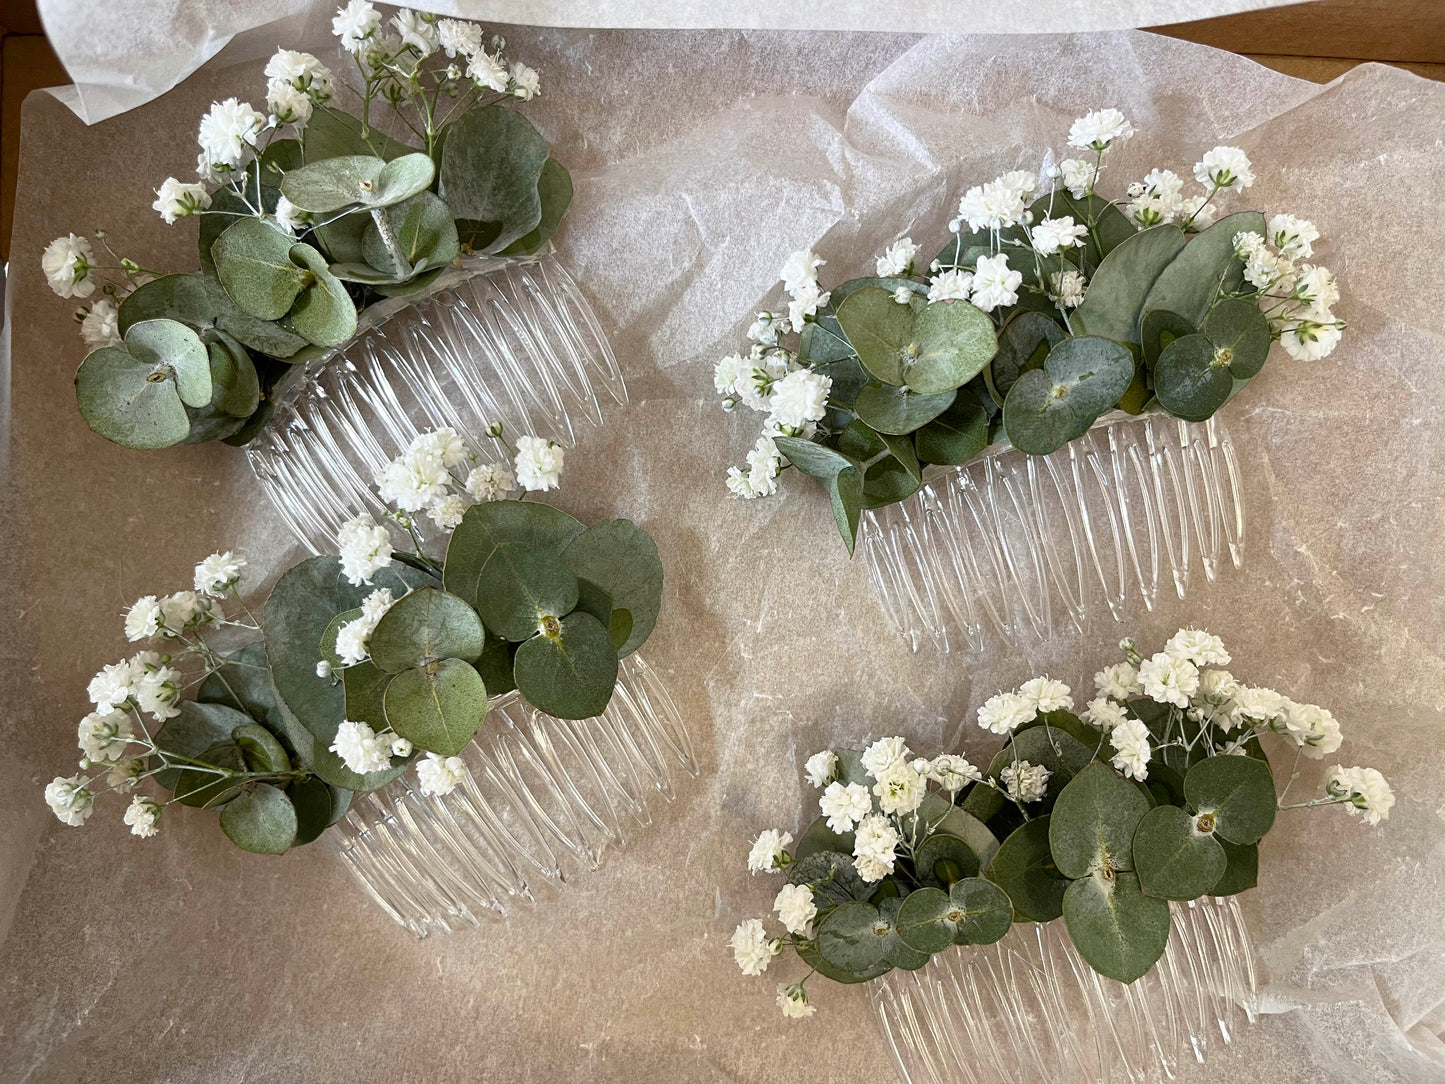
1072;225;1188;345
362;191;459;274
1049;761;1151;879
473;632;518;698
796;939;893;985
75;345;191;449
315;210;371;266
1183;755;1277;845
230;722;292;774
788;849;871;907
793;816;855;863
288;243;358;348
947;877;1013;946
1210;838;1259;896
286;775;340;846
894;886;956;955
573;577;615;627
1140;308;1196;368
174;741;248;809
371;267;446;298
443;500;586;609
153;701;254;791
607;609;633;652
773;435;856;480
258;137;303;186
1132;803;1228;901
476;543;581;642
125;319;212;407
835;286;915;386
1154;333;1232;422
985;816;1068;922
1202;297;1271;379
512;611;619;720
438;106;549;253
200;274;310;360
903;795;1001;871
279;155;387;214
197;642;314;770
1002;336;1134;455
986;310;1065;404
1001;368;1079;456
303;107;414;162
499;157;574;257
839;287;997;394
853;382;955;435
118;272;214;335
203;331;261;418
560;520;664;658
219;782;298;855
342;660;391;734
1062;870;1172;983
1142;211;1266;327
985;717;1098;813
372;153;437;207
816;899;888;972
877;897;932;970
327;261;403;285
915;392;991;466
212;217;313;320
383;657;488;757
914;833;980;889
368;587;486;674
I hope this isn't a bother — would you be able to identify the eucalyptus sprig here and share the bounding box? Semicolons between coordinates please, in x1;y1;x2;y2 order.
716;108;1345;551
43;3;571;452
732;627;1394;1018
45;423;665;856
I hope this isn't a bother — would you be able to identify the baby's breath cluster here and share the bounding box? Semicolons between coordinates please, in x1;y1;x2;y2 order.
715;108;1347;552
732;627;1394;1017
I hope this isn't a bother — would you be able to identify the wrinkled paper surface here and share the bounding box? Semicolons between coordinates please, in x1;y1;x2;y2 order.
37;0;1307;124
4;27;1444;1084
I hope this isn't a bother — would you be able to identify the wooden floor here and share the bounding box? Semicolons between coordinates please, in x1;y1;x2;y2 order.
1;0;1442;260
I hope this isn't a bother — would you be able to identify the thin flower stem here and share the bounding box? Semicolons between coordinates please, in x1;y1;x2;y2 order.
1276;744;1307;806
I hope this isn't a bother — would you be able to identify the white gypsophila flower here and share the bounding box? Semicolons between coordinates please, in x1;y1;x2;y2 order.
1001;760;1051;803
803;750;838;788
786;282;829;333
892;285;913;305
1127;168;1186;227
861;736;910;777
852;814;900;881
437;18;484;57
45;776;94;827
780;248;824;294
744;436;781;498
509;62;541;101
714;353;748;396
332;0;381;53
152;177;211;224
107;758;144;791
1138;651;1200;708
1194;146;1254;191
736;350;787;412
996;169;1038;203
390;9;438;55
87;661;135;713
1282;701;1343;758
725;466;761;499
194;551;246;597
957;180;1026;234
730;918;778;976
1325;765;1394;826
41;234;96;299
124;595;162;641
773;883;817;935
1050;269;1086;309
1067;108;1134;151
1229;686;1287;729
77;711;137;762
464;462;515;502
1084;697;1130;731
819;781;872;834
1094;661;1141;700
1233;231;1283;291
1058;158;1097;199
334;617;372;665
875;237;919;277
1279;319;1342;361
514;435;564;492
417;752;468;797
123;796;162;838
747;828;793;873
360;586;394;625
777;983;815;1019
1293;265;1340;322
336;513;393;586
375;444;452;513
1030;216;1088;256
272;195;307;235
927;269;973;303
1109;718;1153;781
1195;668;1240;709
977;690;1036;735
197;98;265;170
426;494;470;531
159;590;213;633
79;298;123;348
265;50;333;100
768;370;831;430
1019;676;1073;713
329;719;393;775
928;754;982;792
1180;194;1217;228
1164;628;1230;668
389;737;413;758
873;762;927;816
1269;214;1319;259
970;253;1023;313
267;82;313;128
467;50;509;92
316;660;332;679
746;312;782;346
134;665;181;722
